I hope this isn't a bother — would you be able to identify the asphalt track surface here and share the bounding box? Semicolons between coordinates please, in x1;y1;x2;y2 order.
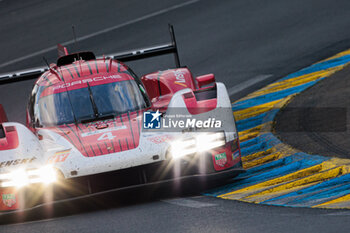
2;0;350;232
275;65;350;158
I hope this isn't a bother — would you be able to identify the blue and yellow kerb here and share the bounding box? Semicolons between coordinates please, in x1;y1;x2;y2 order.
206;49;350;209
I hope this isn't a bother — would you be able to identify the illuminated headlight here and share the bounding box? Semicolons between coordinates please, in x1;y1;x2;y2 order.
0;169;29;188
170;138;197;159
27;165;57;184
0;165;57;188
170;132;226;159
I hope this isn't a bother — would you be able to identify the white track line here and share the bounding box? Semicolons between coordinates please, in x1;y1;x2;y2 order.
228;74;273;96
0;0;199;69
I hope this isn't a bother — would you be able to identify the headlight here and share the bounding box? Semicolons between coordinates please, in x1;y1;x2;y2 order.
170;132;226;159
4;169;29;188
27;165;57;184
170;138;197;159
0;165;57;188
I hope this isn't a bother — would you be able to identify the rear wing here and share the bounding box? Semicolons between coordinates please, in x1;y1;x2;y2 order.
0;24;180;84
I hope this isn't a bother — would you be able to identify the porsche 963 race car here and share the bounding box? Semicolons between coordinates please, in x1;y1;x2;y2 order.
0;25;243;211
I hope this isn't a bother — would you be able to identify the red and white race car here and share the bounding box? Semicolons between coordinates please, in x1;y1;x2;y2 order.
0;25;243;211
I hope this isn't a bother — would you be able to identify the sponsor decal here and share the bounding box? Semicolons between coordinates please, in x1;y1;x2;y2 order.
232;151;240;160
174;82;187;87
139;85;146;94
2;194;16;208
143;110;161;129
84;119;113;127
0;157;36;168
146;135;173;144
173;70;187;87
215;152;227;167
53;75;122;91
47;149;71;164
95;122;108;129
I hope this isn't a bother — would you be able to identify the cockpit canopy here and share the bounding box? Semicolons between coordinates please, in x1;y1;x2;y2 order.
28;72;149;127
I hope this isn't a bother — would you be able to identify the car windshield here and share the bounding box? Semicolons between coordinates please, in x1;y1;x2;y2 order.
37;80;147;126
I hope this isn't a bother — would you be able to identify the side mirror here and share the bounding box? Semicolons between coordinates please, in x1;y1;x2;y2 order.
0;104;8;123
195;74;215;88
